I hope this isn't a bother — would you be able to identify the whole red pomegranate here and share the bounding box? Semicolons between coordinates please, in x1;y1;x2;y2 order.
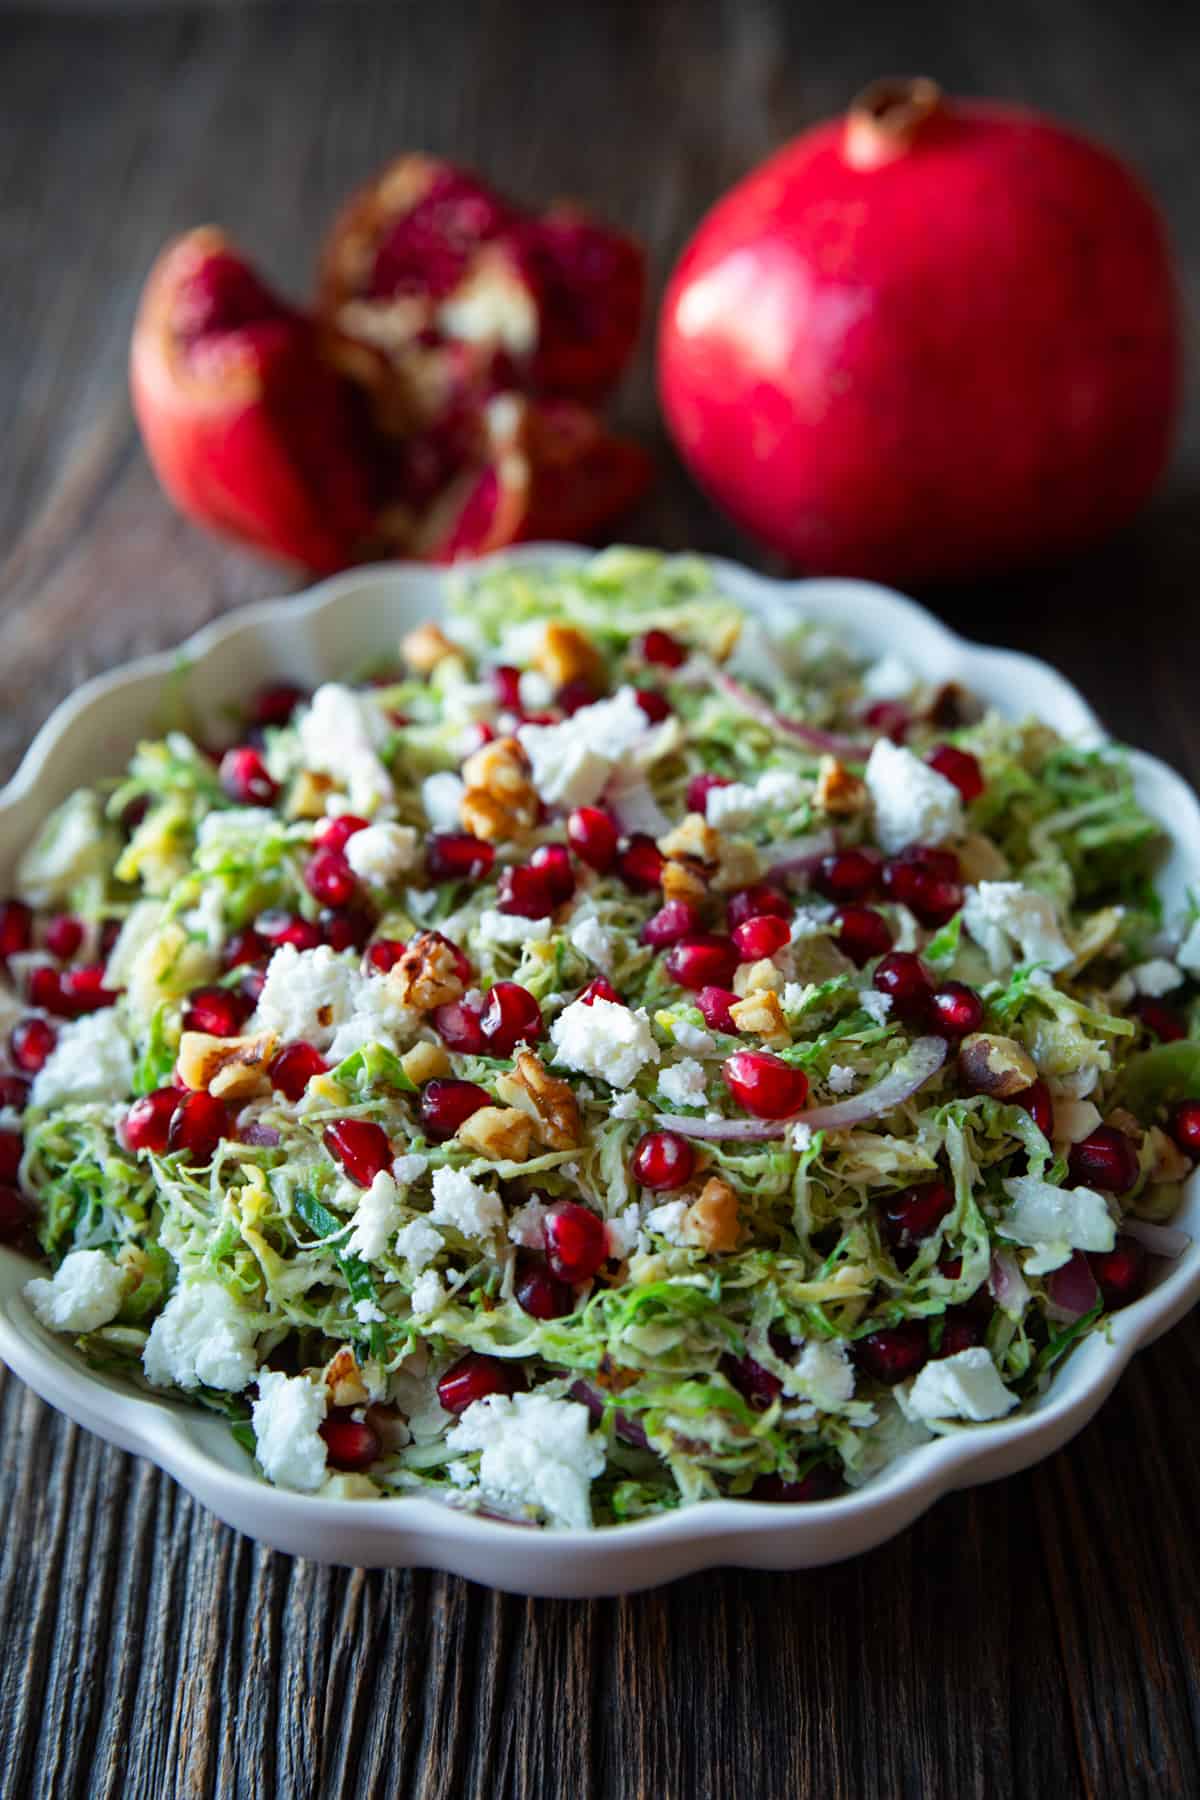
658;79;1181;585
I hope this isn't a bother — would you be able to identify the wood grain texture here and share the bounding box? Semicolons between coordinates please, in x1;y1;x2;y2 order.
1;2;1199;1795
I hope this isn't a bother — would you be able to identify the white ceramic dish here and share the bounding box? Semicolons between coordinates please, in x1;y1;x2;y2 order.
0;544;1196;1597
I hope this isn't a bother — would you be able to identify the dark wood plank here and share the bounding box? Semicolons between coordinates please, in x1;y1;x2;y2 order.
1;2;1199;1796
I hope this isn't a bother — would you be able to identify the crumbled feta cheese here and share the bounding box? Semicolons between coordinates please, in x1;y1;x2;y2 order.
826;1063;856;1094
25;1249;125;1333
861;652;916;701
1108;972;1136;1006
998;1174;1116;1273
550;995;659;1088
518;687;652;807
858;988;893;1026
31;1010;133;1109
143;1276;258;1391
254;944;361;1052
393;1152;428;1185
298;683;394;816
1131;958;1184;997
657;1058;708;1108
792;1338;855;1410
1176;919;1200;976
441;678;498;726
706;769;807;830
430;1167;504;1238
444;1391;605;1528
790;905;835;943
568;912;616;971
251;1371;328;1491
410;1270;446;1316
421;771;466;832
671;1018;717;1056
517;670;554;711
344;822;419;886
508;1196;552;1249
899;1347;1018;1423
393;1215;442;1272
605;1204;641;1259
864;739;964;855
609;1091;642;1120
790;1122;814;1151
476;909;554;947
782;981;814;1013
345;1170;401;1261
643;1199;689;1242
962;882;1073;974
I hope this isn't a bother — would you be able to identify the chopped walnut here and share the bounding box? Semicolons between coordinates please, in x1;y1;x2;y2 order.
460;734;539;842
402;620;458;675
813;755;867;816
925;681;982;729
285;770;336;820
958;1033;1038;1098
176;1029;279;1099
322;1347;370;1408
680;1177;741;1253
711;838;764;893
658;812;721;864
733;957;784;998
1105;1107;1143;1142
494;1050;582;1149
401;1040;451;1084
1148;1125;1191;1185
535;622;605;690
388;931;465;1010
661;858;709;907
729;989;791;1046
956;831;1010;884
455;1105;536;1162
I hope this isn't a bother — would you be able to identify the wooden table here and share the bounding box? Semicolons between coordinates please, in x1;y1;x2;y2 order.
2;3;1198;1793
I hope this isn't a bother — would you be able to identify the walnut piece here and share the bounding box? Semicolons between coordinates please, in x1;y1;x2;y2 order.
661;858;709;907
813;755;867;816
388;931;465;1010
680;1177;741;1253
402;621;458;675
711;838;763;893
957;1033;1038;1098
176;1029;279;1099
733;957;783;998
322;1346;370;1408
494;1050;582;1149
401;1040;451;1084
1147;1124;1191;1185
658;813;721;864
729;989;790;1046
285;770;336;820
460;734;539;842
455;1105;536;1162
535;622;605;690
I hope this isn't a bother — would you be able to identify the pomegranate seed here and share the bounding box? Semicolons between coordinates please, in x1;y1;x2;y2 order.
427;832;494;882
320;906;375;952
726;884;790;930
723;1351;783;1411
881;1180;954;1249
323;1118;392;1186
864;700;910;741
872;952;934;1024
632;1130;696;1191
1013;1079;1054;1139
420;1079;491;1140
10;1017;56;1073
167;1091;230;1162
0;1183;31;1244
0;1075;31;1112
937;1309;986;1356
640;628;686;668
437;1352;522;1415
544;1202;608;1282
491;665;523;710
634;688;672;723
365;938;407;973
183;985;252;1037
43;915;84;960
884;853;963;927
579;977;621;1006
938;1253;964;1280
123;1088;181;1154
240;966;268;1006
99;919;122;959
832;905;893;967
219;745;279;805
515;1258;574;1319
813;850;882;903
529;843;575;904
0;1130;21;1183
733;914;791;961
750;1465;841;1503
319;1412;381;1472
1169;1100;1200;1158
305;848;357;908
664;934;739;991
497;864;557;918
432;999;486;1053
62;965;120;1013
722;1050;809;1119
120;796;150;833
250;681;306;730
480;982;543;1055
257;911;321;952
854;1320;929;1384
0;900;33;961
567;806;619;871
1068;1125;1139;1194
928;981;984;1039
884;845;961;895
687;773;731;815
557;676;603;715
1132;997;1186;1042
641;901;702;948
927;744;985;803
1087;1237;1148;1310
223;927;268;970
616;835;664;892
697;986;739;1032
28;965;71;1016
269;1041;328;1101
315;813;369;854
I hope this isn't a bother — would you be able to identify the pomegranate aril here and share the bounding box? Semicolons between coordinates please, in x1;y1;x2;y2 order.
1169;1099;1200;1159
641;900;702;949
927;743;985;803
315;813;368;854
1012;1078;1054;1139
223;927;268;970
832;904;893;967
320;906;375;952
10;1017;57;1073
183;985;252;1037
167;1090;230;1162
0;1075;31;1112
632;1129;696;1192
863;700;909;741
750;1465;841;1503
634;687;672;723
872;951;934;1024
365;937;407;974
269;1041;328;1101
884;845;961;894
432;999;486;1054
722;1050;809;1119
544;1201;608;1282
813;850;882;903
697;985;738;1032
556;676;603;716
256;911;322;952
515;1258;574;1319
687;772;731;815
61;964;120;1013
0;900;33;962
579;976;621;1006
929;981;984;1039
497;863;557;918
567;805;619;871
0;1183;31;1245
490;665;523;710
723;1352;783;1410
480;981;543;1055
437;1352;522;1415
240;966;268;1006
617;835;664;892
881;1179;953;1248
529;843;575;904
640;628;686;668
726;883;790;930
1087;1236;1148;1310
219;745;279;805
250;681;306;730
733;913;791;961
28;965;71;1016
420;1078;491;1141
123;1088;181;1154
937;1308;986;1356
664;933;739;991
0;1129;21;1183
305;848;357;908
853;1319;929;1384
1132;997;1186;1042
1068;1125;1139;1194
43;915;84;960
319;1412;381;1473
427;832;495;882
323;1118;392;1186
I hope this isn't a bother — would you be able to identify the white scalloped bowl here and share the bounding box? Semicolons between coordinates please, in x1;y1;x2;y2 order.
0;544;1196;1596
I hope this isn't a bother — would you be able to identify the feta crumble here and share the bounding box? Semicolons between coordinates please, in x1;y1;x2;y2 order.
25;1249;126;1334
858;988;893;1026
1131;958;1184;997
345;1170;402;1261
899;1347;1017;1423
476;909;554;947
791;1338;855;1411
568;912;616;971
421;771;466;832
705;769;808;829
671;1018;717;1056
298;683;395;817
142;1277;258;1392
549;995;660;1088
962;882;1073;974
394;1216;443;1273
517;687;652;807
31;1010;133;1110
861;652;916;701
344;822;419;886
507;1196;552;1249
410;1270;446;1316
445;1391;605;1528
826;1063;857;1095
864;738;964;855
251;1371;328;1491
430;1167;504;1238
656;1058;708;1108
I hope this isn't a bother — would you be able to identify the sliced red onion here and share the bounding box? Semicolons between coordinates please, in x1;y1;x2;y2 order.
654;1036;948;1140
763;831;837;884
237;1120;281;1147
1118;1216;1191;1258
1044;1251;1100;1322
988;1249;1030;1315
712;670;872;759
568;1379;650;1449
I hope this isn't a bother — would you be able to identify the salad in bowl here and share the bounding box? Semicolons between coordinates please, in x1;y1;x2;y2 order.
4;548;1198;1532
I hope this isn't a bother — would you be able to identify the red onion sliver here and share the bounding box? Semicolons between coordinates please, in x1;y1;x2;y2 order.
237;1120;281;1147
712;670;873;759
988;1249;1030;1315
1118;1216;1191;1258
763;831;837;884
1044;1251;1101;1322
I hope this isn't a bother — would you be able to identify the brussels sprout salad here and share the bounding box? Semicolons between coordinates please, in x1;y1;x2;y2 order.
6;549;1200;1529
